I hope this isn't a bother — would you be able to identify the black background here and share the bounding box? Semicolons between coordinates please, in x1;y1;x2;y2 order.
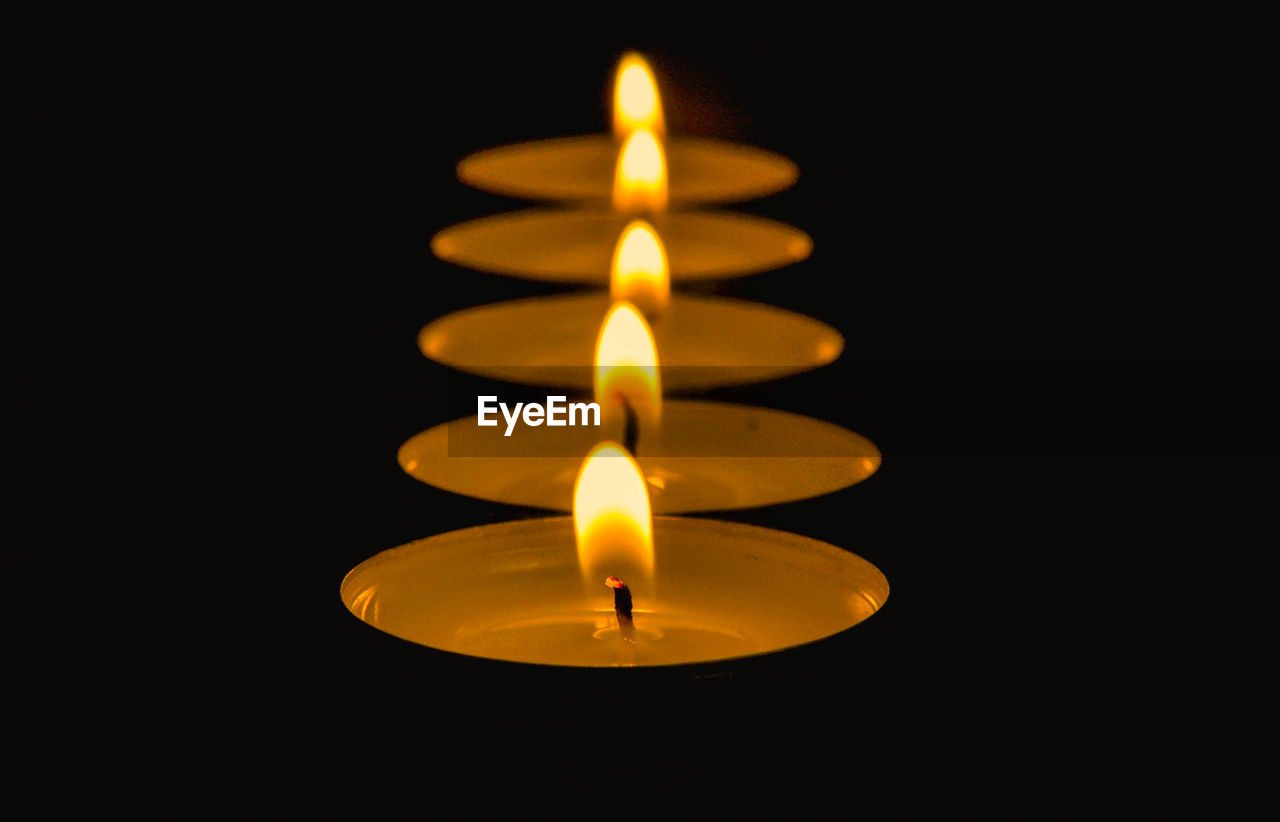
57;4;1268;814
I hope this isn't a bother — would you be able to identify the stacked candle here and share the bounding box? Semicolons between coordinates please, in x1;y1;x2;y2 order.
342;54;889;667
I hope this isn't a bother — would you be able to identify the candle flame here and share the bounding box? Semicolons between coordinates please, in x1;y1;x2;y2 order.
574;443;654;589
594;301;661;429
612;129;667;213
610;220;670;318
613;53;664;138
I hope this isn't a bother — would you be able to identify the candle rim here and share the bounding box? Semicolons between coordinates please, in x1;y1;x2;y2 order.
341;515;889;670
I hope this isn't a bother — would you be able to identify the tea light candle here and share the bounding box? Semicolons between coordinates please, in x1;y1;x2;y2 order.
431;208;811;283
455;52;798;205
457;135;799;205
342;517;887;667
396;399;881;513
343;444;888;668
418;292;843;390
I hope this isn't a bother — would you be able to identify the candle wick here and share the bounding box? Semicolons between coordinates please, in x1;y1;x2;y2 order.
606;576;637;645
619;395;639;456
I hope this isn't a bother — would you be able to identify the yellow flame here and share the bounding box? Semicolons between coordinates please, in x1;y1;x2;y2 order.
574;442;654;588
595;301;661;429
612;129;667;213
610;220;670;317
613;53;664;138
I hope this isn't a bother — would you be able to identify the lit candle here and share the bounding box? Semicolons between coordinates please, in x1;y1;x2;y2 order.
397;399;880;513
342;444;888;667
455;52;797;205
418;294;842;390
431;207;810;284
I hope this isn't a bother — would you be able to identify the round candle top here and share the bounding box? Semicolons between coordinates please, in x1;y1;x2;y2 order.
341;516;889;667
456;135;798;205
418;293;843;389
397;400;881;513
431;208;811;283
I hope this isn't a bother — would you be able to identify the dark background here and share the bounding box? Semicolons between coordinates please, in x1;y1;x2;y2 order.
54;4;1267;814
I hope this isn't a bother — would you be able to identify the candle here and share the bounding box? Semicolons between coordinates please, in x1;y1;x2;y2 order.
343;53;890;673
454;52;797;205
431;208;811;283
342;517;887;667
342;445;888;667
418;291;843;389
396;399;881;513
457;134;799;205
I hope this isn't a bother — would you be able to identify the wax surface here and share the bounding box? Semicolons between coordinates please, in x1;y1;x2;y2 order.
456;135;798;204
341;517;889;667
431;208;810;282
418;293;843;389
398;400;881;513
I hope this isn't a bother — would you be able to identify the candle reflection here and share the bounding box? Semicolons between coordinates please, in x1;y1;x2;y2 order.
454;51;796;204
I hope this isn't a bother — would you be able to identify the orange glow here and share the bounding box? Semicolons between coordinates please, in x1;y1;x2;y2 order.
612;129;667;213
613;53;664;138
605;576;627;589
610;220;670;317
573;443;654;588
594;301;661;430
